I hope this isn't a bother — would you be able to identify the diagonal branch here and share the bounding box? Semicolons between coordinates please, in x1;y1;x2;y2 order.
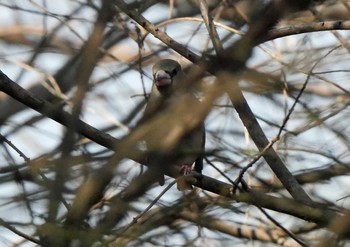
197;0;223;55
0;70;337;226
114;0;314;205
0;70;117;150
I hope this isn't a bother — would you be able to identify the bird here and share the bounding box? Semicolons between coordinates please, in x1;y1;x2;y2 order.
141;59;205;190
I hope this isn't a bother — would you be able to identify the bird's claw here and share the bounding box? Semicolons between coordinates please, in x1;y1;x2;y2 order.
180;164;192;175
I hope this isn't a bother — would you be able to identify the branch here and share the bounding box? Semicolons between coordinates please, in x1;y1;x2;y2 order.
265;20;350;44
0;70;337;226
0;71;117;150
111;200;304;247
115;0;314;206
179;210;304;247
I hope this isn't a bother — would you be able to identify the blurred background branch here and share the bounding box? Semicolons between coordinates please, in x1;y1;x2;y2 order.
0;0;350;246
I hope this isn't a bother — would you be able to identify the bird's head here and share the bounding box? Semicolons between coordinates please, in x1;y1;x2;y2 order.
152;59;182;95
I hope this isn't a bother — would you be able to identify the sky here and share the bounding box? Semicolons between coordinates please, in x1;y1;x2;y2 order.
1;1;350;246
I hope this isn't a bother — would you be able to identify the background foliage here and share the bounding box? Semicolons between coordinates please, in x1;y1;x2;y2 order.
1;0;350;246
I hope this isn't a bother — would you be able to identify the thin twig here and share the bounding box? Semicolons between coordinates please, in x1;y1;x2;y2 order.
0;133;30;162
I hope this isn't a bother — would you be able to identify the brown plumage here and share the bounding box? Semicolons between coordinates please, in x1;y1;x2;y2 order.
142;59;205;190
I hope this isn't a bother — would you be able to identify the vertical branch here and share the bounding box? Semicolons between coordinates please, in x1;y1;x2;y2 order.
198;0;223;54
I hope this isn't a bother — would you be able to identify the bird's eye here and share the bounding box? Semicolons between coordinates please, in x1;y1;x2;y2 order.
170;68;178;77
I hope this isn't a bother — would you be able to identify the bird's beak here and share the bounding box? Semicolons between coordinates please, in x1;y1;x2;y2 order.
154;70;172;87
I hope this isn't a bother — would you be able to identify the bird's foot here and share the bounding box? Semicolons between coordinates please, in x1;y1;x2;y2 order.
180;164;192;175
177;164;196;191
